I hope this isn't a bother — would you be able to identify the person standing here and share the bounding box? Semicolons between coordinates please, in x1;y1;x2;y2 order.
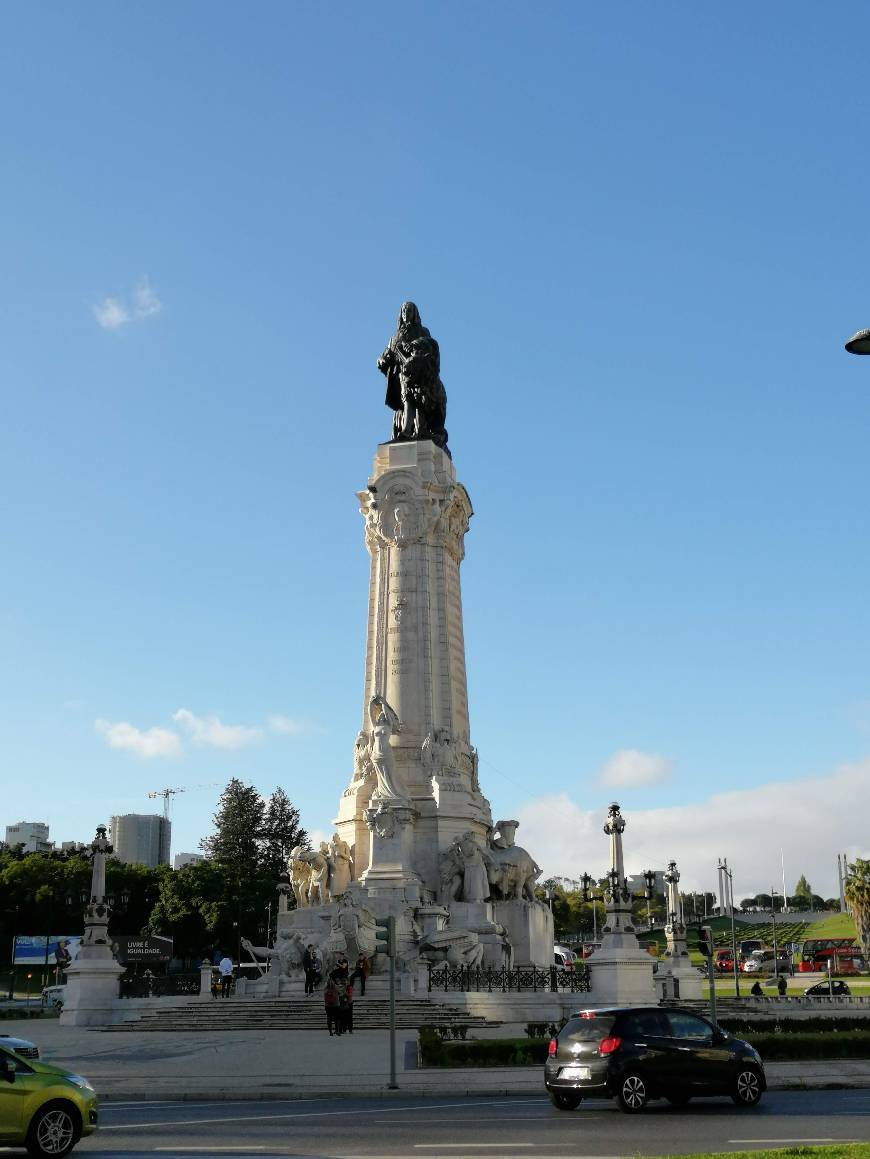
341;981;354;1035
349;954;370;997
777;974;788;996
323;981;339;1036
303;944;317;995
218;953;234;998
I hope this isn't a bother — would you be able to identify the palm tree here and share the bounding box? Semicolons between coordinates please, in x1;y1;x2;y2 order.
844;858;870;959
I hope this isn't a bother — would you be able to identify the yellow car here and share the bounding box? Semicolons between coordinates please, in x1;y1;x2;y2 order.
0;1043;97;1157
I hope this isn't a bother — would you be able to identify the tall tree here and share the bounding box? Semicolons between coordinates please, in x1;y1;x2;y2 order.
844;858;870;959
200;778;265;867
261;788;308;880
794;875;812;900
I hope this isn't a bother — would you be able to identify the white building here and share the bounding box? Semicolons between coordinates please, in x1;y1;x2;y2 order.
173;852;204;870
5;821;53;853
110;814;171;868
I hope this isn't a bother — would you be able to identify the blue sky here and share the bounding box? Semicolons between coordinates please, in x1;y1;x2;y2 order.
2;3;869;899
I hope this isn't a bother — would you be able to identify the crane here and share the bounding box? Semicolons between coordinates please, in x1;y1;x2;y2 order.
147;783;220;819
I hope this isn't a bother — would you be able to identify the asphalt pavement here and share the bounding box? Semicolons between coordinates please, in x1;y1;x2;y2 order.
76;1090;870;1159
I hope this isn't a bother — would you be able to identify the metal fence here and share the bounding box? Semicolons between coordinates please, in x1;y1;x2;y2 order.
119;972;201;999
428;963;590;993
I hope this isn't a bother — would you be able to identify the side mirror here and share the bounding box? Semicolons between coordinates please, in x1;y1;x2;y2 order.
0;1059;15;1084
713;1028;729;1044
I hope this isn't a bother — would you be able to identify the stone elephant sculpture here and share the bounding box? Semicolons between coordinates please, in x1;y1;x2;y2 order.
486;844;542;903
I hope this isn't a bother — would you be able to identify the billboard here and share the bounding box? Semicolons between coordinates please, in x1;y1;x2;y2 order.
112;935;173;963
13;936;82;967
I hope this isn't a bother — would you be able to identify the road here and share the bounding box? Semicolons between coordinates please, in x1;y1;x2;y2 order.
77;1090;870;1158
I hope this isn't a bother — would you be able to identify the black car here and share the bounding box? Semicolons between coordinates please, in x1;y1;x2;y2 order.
804;980;851;997
545;1006;765;1113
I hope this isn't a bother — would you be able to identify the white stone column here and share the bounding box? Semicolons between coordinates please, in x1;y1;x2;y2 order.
655;859;702;1000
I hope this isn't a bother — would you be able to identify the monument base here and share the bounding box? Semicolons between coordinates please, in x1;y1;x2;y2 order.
60;958;124;1026
492;900;554;967
586;943;657;1005
655;953;703;1000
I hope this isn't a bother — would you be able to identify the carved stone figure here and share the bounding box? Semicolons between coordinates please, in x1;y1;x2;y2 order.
352;730;375;785
287;846;313;908
329;833;353;895
377;302;448;452
457;831;491;902
302;846;332;905
418;924;485;968
328;892;379;966
369;694;405;800
241;930;308;977
438;839;464;905
422;728;458;775
486;820;542;903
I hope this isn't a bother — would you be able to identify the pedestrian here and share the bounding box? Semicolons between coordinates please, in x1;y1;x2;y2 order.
323;980;339;1036
340;981;354;1034
303;944;317;996
218;953;234;998
777;974;787;997
349;954;370;997
331;955;350;986
750;980;763;997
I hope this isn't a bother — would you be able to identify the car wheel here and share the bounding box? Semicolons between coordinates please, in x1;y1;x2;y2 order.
548;1089;583;1110
666;1094;691;1106
732;1066;763;1108
26;1101;80;1157
616;1071;649;1114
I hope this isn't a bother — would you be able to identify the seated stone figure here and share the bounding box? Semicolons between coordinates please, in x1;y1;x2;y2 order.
241;930;309;978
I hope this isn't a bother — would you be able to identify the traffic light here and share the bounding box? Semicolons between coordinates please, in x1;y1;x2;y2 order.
698;926;713;958
374;915;397;958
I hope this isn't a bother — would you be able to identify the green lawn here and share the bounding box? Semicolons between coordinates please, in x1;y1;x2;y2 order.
703;972;870;999
669;1148;870;1159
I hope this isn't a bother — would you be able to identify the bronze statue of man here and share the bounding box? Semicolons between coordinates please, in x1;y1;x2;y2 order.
377;302;449;453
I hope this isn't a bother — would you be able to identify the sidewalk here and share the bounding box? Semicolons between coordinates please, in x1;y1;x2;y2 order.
4;1018;869;1100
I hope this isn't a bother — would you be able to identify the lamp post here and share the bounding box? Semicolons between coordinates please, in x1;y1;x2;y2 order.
718;859;740;998
770;888;780;981
642;869;657;930
580;872;598;943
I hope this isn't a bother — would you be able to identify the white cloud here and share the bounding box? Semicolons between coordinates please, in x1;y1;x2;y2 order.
93;297;130;330
173;708;262;750
515;757;870;900
95;718;181;759
598;748;673;788
267;714;308;736
92;276;162;330
133;277;162;320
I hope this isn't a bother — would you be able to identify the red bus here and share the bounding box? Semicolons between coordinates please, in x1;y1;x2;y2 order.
798;937;865;974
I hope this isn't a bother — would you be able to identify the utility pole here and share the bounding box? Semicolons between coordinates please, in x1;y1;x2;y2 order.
719;858;740;998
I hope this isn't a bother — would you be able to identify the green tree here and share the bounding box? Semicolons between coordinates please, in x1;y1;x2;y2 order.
261;788;308;880
844;858;870;959
794;874;812;899
200;778;265;866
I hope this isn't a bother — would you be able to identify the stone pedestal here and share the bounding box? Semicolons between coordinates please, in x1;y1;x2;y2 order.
60;958;124;1026
654;957;703;1001
492;900;554;967
361;799;421;899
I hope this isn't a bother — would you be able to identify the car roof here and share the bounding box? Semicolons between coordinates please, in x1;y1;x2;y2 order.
570;1005;686;1017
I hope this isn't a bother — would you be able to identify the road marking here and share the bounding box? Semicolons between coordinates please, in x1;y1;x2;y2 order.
99;1098;546;1131
377;1116;555;1124
730;1140;860;1145
154;1149;268;1153
414;1146;537;1150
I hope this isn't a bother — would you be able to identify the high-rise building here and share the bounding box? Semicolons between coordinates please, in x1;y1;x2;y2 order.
5;821;52;853
173;852;204;870
110;814;171;868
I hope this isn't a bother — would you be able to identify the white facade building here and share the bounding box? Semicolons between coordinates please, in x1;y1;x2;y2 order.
110;814;171;868
173;852;204;870
5;821;52;853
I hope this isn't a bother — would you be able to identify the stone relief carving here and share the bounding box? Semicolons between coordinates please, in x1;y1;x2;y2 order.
485;820;542;903
326;891;379;966
422;728;459;775
352;730;376;786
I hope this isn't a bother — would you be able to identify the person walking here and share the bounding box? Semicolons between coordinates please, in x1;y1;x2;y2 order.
323;981;339;1036
349;954;370;997
341;981;354;1035
218;953;234;998
303;944;317;996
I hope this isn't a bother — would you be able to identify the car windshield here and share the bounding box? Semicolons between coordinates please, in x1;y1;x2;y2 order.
561;1014;616;1040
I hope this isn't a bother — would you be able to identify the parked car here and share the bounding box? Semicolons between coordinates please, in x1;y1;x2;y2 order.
0;1043;97;1157
554;945;577;971
804;980;851;997
544;1006;766;1113
0;1035;39;1061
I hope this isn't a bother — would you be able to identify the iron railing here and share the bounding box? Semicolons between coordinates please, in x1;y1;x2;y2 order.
428;963;590;993
119;972;201;998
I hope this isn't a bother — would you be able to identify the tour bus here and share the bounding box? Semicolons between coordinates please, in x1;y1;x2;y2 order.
798;937;865;975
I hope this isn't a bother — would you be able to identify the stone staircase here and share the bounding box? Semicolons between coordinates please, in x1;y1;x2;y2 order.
103;995;494;1033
